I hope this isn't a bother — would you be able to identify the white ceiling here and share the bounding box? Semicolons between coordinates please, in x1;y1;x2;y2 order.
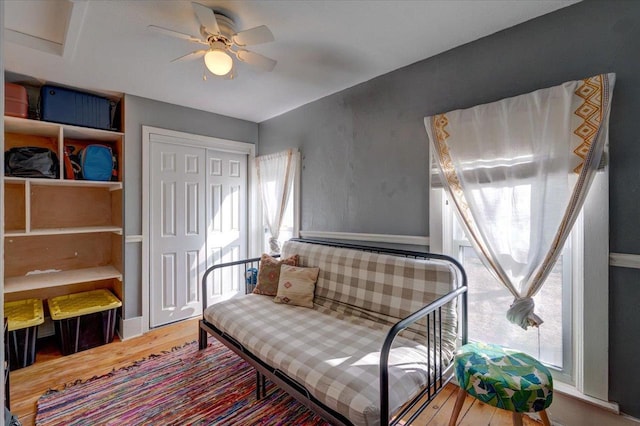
4;0;577;123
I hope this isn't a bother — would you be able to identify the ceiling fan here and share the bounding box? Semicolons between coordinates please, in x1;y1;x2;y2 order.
149;2;277;79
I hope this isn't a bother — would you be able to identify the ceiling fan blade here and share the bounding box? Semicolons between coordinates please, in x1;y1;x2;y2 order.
192;2;220;35
170;49;207;63
236;49;277;72
148;25;208;45
233;25;274;46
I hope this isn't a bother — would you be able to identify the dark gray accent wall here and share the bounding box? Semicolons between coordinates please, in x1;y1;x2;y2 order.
123;94;258;319
258;1;640;418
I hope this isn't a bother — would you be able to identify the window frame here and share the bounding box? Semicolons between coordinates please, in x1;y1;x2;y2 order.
429;146;610;401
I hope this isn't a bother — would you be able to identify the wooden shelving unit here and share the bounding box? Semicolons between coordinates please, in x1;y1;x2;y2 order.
3;115;124;303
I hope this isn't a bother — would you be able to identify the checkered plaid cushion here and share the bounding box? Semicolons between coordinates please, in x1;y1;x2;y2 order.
282;240;458;351
205;294;444;426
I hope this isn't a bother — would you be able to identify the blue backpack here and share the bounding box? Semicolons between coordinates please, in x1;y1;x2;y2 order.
78;145;115;181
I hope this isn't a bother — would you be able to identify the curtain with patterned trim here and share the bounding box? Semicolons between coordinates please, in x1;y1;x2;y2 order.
256;149;297;254
424;73;615;329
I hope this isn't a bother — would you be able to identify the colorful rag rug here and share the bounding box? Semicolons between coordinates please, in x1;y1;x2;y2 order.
36;339;330;425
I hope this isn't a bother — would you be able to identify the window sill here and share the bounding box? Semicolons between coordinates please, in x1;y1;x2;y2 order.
554;381;619;414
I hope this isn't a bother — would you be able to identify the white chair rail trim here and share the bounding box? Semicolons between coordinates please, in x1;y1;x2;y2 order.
299;236;636;270
609;253;640;269
299;230;429;246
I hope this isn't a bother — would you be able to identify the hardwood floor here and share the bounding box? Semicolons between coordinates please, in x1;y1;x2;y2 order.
9;318;542;426
10;317;199;426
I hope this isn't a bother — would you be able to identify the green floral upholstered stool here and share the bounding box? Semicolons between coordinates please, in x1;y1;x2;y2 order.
449;342;553;426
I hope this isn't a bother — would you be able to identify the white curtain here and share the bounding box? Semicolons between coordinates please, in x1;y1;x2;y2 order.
425;73;615;329
256;149;297;254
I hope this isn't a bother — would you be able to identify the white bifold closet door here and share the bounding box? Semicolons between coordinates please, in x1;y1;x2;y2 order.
149;137;247;328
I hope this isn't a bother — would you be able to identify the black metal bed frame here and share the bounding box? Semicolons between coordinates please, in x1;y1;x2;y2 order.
199;238;468;425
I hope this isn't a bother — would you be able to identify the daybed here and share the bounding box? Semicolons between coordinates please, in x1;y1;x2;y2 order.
199;238;468;425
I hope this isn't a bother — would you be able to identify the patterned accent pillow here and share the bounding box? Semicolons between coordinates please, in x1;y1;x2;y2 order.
253;254;299;296
273;265;320;308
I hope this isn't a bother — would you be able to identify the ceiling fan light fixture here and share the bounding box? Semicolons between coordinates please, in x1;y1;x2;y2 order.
151;3;276;79
204;49;233;76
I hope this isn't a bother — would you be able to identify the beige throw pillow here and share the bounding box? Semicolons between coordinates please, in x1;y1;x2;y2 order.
274;265;320;308
253;254;299;296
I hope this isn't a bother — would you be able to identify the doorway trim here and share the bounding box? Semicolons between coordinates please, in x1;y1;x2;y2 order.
142;125;259;333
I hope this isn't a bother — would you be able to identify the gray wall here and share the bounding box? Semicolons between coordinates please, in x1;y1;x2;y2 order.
123;94;258;318
259;0;640;418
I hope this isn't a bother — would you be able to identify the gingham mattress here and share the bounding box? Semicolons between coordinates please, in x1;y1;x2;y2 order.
204;241;459;426
205;294;440;426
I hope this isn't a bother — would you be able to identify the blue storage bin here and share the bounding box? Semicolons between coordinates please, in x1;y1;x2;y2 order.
40;85;112;130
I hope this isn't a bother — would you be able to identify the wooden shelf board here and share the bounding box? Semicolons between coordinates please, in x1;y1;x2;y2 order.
4;116;123;141
3;177;122;189
4;116;60;137
5;229;27;235
5;226;122;237
5;265;122;294
63;124;123;141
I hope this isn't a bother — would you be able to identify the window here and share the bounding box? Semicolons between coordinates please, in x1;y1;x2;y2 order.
430;149;609;399
443;191;572;380
263;183;297;252
261;151;300;253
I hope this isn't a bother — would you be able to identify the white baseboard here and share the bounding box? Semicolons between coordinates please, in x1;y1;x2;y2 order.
118;316;144;340
451;381;638;426
554;381;619;413
549;390;640;426
38;315;144;341
39;315;144;342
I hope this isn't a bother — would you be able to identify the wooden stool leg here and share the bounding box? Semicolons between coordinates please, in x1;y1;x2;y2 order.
512;412;523;426
539;410;551;426
448;387;467;426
